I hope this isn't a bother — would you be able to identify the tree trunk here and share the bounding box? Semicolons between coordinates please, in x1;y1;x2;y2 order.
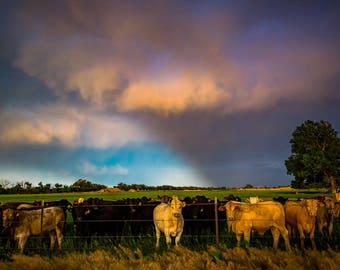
329;175;337;194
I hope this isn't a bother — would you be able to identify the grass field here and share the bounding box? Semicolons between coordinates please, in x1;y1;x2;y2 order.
1;188;339;269
0;187;330;204
0;246;340;270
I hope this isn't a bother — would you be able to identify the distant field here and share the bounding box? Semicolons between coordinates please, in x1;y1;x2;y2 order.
0;188;331;204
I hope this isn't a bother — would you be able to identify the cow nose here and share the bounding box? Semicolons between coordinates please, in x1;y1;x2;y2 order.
173;213;181;218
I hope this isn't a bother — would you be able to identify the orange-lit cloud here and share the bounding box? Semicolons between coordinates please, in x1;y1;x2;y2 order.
11;1;339;117
0;105;152;148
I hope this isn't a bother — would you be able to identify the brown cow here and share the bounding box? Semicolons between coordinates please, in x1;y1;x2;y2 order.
334;193;340;202
219;201;290;250
2;207;65;253
334;201;340;218
316;198;337;236
284;199;319;249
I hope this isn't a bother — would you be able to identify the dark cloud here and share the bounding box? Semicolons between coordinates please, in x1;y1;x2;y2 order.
0;1;339;187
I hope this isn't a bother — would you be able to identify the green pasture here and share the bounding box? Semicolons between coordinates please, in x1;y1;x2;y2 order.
0;188;331;204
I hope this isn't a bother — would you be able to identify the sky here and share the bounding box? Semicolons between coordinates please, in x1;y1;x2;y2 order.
0;1;339;188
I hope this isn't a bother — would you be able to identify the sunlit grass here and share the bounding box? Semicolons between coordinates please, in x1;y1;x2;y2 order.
0;246;339;270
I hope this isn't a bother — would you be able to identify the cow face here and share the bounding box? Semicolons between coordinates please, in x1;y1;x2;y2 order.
301;199;319;216
2;208;16;228
225;202;237;221
169;196;185;218
334;202;340;218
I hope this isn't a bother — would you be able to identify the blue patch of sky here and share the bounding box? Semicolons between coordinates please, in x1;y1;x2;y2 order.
73;142;200;186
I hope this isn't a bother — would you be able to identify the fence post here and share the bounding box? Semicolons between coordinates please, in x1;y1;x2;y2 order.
214;196;219;245
40;200;44;253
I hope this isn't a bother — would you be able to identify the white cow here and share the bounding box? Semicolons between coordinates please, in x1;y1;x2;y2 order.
245;196;263;204
153;195;185;248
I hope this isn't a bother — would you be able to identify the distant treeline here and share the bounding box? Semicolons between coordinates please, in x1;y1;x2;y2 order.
0;179;272;194
0;179;105;194
0;179;285;194
0;179;226;194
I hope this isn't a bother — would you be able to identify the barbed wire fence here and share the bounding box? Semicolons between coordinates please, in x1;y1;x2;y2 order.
1;197;340;254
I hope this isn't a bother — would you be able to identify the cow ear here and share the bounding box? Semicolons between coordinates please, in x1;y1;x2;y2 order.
218;205;226;211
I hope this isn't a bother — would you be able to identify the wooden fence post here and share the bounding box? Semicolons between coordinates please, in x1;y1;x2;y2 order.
214;196;219;245
40;200;44;253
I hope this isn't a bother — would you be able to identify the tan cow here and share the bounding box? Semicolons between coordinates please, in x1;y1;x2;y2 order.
334;193;340;202
219;201;290;250
334;201;340;218
284;199;319;249
153;195;185;248
2;207;65;253
316;198;337;236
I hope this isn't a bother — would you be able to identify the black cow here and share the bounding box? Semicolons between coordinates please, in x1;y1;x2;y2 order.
190;196;216;239
182;196;194;236
71;198;128;241
126;197;156;237
273;196;288;205
224;194;242;202
35;199;72;216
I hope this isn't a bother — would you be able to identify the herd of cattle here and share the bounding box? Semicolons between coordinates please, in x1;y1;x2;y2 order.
1;193;340;253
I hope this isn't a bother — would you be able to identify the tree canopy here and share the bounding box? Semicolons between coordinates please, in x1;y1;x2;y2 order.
285;120;340;192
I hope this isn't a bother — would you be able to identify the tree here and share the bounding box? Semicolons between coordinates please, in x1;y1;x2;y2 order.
285;120;340;193
71;179;107;192
24;181;32;190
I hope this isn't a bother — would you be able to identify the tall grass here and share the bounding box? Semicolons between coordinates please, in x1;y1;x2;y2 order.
0;246;339;270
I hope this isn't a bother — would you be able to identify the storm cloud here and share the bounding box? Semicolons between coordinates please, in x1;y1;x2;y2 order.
1;1;339;187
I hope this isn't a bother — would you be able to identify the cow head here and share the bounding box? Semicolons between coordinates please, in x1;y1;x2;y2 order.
301;199;319;216
273;196;288;205
224;201;238;221
169;196;185;218
158;195;171;203
333;202;340;218
2;208;17;228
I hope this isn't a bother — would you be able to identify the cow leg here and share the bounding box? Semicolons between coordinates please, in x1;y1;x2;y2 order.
16;235;27;254
328;216;334;237
317;221;324;236
244;229;251;247
297;224;305;249
56;228;63;250
174;231;183;246
155;226;161;248
271;227;280;249
49;231;56;252
235;233;242;247
278;226;291;251
310;226;317;250
286;224;292;237
165;232;172;248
